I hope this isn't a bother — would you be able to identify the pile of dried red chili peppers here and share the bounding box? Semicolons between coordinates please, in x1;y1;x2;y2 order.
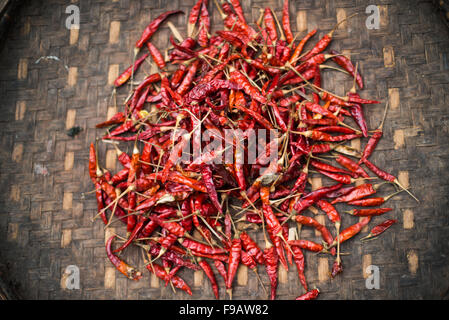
88;0;418;300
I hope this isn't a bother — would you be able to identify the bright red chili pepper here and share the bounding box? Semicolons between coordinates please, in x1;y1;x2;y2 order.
330;50;363;89
146;262;192;295
225;238;242;298
263;242;278;300
336;154;369;178
240;231;265;265
361;219;397;241
147;42;166;69
135;10;183;49
106;236;142;280
296;288;320;300
114;53;150;87
289;29;317;65
330;217;371;247
282;0;294;44
331;183;377;204
362;159;396;182
198;258;219;299
346;207;392;217
291;245;308;291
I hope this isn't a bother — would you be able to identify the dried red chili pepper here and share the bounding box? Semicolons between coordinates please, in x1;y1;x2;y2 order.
361;219;397;241
214;259;228;283
198;258;219;299
225;237;242;299
146;262;192;295
106;236;142;280
198;0;210;47
187;0;203;37
147;42;166;69
240;231;265;265
347;189;404;207
263;242;278;300
135;10;183;50
330;217;371;247
282;0;294;44
346;207;392;217
330;50;363;89
114;53;150;87
296;288;320;300
335;154;369;178
288;240;325;253
291;245;307;291
331;183;378;204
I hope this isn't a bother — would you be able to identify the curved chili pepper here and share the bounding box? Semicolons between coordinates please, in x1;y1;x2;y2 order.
214;259;228;283
229;68;266;104
296;288;320;300
330;50;363;89
361;219;397;241
291;245;307;292
198;258;219;299
240;231;265;265
294;215;334;249
96;112;126;128
288;29;317;65
114;54;150;87
316;200;340;224
106;236;142;280
335;154;369;178
263;243;278;300
362;159;396;182
135;10;184;49
146;262;192;295
150;215;188;238
348;100;368;137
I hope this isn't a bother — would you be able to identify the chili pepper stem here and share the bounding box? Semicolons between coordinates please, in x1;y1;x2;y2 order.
350;62;359;94
320;64;350;75
335;221;341;264
197;213;225;242
394;179;419;202
271;8;285;41
226;288;233;300
94;185;135;221
252;268;269;297
378;101;389;131
384;188;405;201
167;21;184;43
360;234;376;242
328;13;358;37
